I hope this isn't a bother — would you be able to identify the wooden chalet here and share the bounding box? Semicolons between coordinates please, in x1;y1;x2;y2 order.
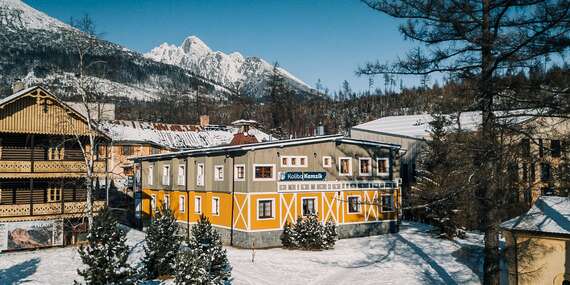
0;86;108;251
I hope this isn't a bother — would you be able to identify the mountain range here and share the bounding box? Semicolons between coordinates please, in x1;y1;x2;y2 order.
0;0;315;100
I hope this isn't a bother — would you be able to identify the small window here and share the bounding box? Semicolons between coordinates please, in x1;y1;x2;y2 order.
339;157;352;176
381;195;394;212
194;196;201;213
347;196;360;213
541;163;551;181
254;165;274;180
322;156;332;168
377;158;390;176
281;157;288;167
164;194;170;209
359;158;371;176
197;163;205;186
281;156;308;167
162;165;170;185
47;188;62;202
177;165;186;185
122;145;134;156
212;197;220;215
539;139;544;157
258;199;273;219
551;140;561;158
148;165;154;185
234;165;245;181
151;194;157;211
179;195;185;213
214;165;224;181
302;198;317;216
291;157;297;166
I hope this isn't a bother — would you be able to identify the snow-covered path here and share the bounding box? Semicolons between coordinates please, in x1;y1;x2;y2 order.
0;222;483;285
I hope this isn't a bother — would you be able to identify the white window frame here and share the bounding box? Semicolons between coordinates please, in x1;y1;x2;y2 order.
194;196;202;213
358;157;372;176
322;156;332;168
196;163;205;186
162;165;170;185
377;158;390;177
234;164;246;181
179;195;185;213
301;197;318;216
347;195;361;214
257;198;275;220
338;157;352;176
164;194;170;209
214;165;224;181
211;197;220;216
151;194;157;211
381;194;395;212
177;164;186;186
253;164;276;181
280;156;308;168
148;165;154;185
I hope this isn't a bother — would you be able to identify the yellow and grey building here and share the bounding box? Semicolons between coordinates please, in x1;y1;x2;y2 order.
133;134;403;248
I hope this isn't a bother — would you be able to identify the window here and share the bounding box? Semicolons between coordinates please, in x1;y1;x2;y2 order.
177;165;186;185
122;145;134;156
197;163;205;186
551;140;561;158
150;147;160;155
194;196;201;213
347;196;360;213
254;164;275;180
322;156;332;168
377;158;390;176
214;165;224;181
151;194;157;211
302;198;317;216
234;165;245;181
338;157;352;176
164;194;170;209
359;158;371;176
148;165;154;185
212;197;220;215
162;165;170;185
281;156;308;167
381;195;394;212
539;139;544;157
179;195;185;213
258;199;274;219
47;188;62;202
541;163;551;181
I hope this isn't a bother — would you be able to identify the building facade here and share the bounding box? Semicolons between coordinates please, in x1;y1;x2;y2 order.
134;135;402;248
0;86;107;251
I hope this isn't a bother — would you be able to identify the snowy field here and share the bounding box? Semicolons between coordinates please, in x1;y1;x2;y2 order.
0;222;483;285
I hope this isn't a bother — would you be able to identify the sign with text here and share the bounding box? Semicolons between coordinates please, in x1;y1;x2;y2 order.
280;172;326;181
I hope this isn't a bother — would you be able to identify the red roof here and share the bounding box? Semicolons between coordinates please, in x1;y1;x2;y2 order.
230;133;259;145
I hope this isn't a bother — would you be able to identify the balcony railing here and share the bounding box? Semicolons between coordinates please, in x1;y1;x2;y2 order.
0;201;106;218
0;160;106;173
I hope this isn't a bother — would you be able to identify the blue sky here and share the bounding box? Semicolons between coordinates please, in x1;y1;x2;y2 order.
26;0;423;92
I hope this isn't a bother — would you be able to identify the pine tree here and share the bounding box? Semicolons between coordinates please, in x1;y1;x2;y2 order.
280;221;297;248
323;219;338;249
76;207;136;285
175;215;231;284
142;206;180;279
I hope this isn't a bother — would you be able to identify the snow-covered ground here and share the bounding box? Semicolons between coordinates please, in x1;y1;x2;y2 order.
0;222;483;285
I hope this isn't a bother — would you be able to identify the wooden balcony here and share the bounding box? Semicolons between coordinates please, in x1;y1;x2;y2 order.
0;160;106;178
0;200;106;222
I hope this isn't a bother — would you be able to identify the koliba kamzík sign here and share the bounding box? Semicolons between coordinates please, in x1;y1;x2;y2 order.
280;172;326;181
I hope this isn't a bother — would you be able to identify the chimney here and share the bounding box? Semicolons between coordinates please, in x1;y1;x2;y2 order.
199;115;210;127
11;80;25;94
316;123;325;136
230;119;259;145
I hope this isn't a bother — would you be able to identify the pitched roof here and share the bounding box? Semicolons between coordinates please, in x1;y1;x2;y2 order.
132;134;402;161
230;132;259;145
500;196;570;236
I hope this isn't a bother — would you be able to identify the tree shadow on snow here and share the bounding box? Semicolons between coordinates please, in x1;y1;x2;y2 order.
450;243;484;282
0;258;40;285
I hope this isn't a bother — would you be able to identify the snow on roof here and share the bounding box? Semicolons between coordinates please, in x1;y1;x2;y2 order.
352;110;535;140
100;120;272;150
500;196;570;236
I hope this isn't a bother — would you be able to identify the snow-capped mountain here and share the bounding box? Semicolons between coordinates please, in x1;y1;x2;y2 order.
145;36;314;97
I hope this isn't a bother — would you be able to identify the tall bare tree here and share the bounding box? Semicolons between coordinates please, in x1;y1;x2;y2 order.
357;1;570;283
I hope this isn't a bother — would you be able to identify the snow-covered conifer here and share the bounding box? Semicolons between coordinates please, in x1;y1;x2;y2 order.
142;206;180;279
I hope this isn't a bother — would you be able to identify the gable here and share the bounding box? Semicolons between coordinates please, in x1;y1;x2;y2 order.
0;87;93;136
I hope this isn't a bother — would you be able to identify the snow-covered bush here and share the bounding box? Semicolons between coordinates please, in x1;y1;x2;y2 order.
142;206;180;279
281;215;337;250
76;207;137;285
175;215;231;284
